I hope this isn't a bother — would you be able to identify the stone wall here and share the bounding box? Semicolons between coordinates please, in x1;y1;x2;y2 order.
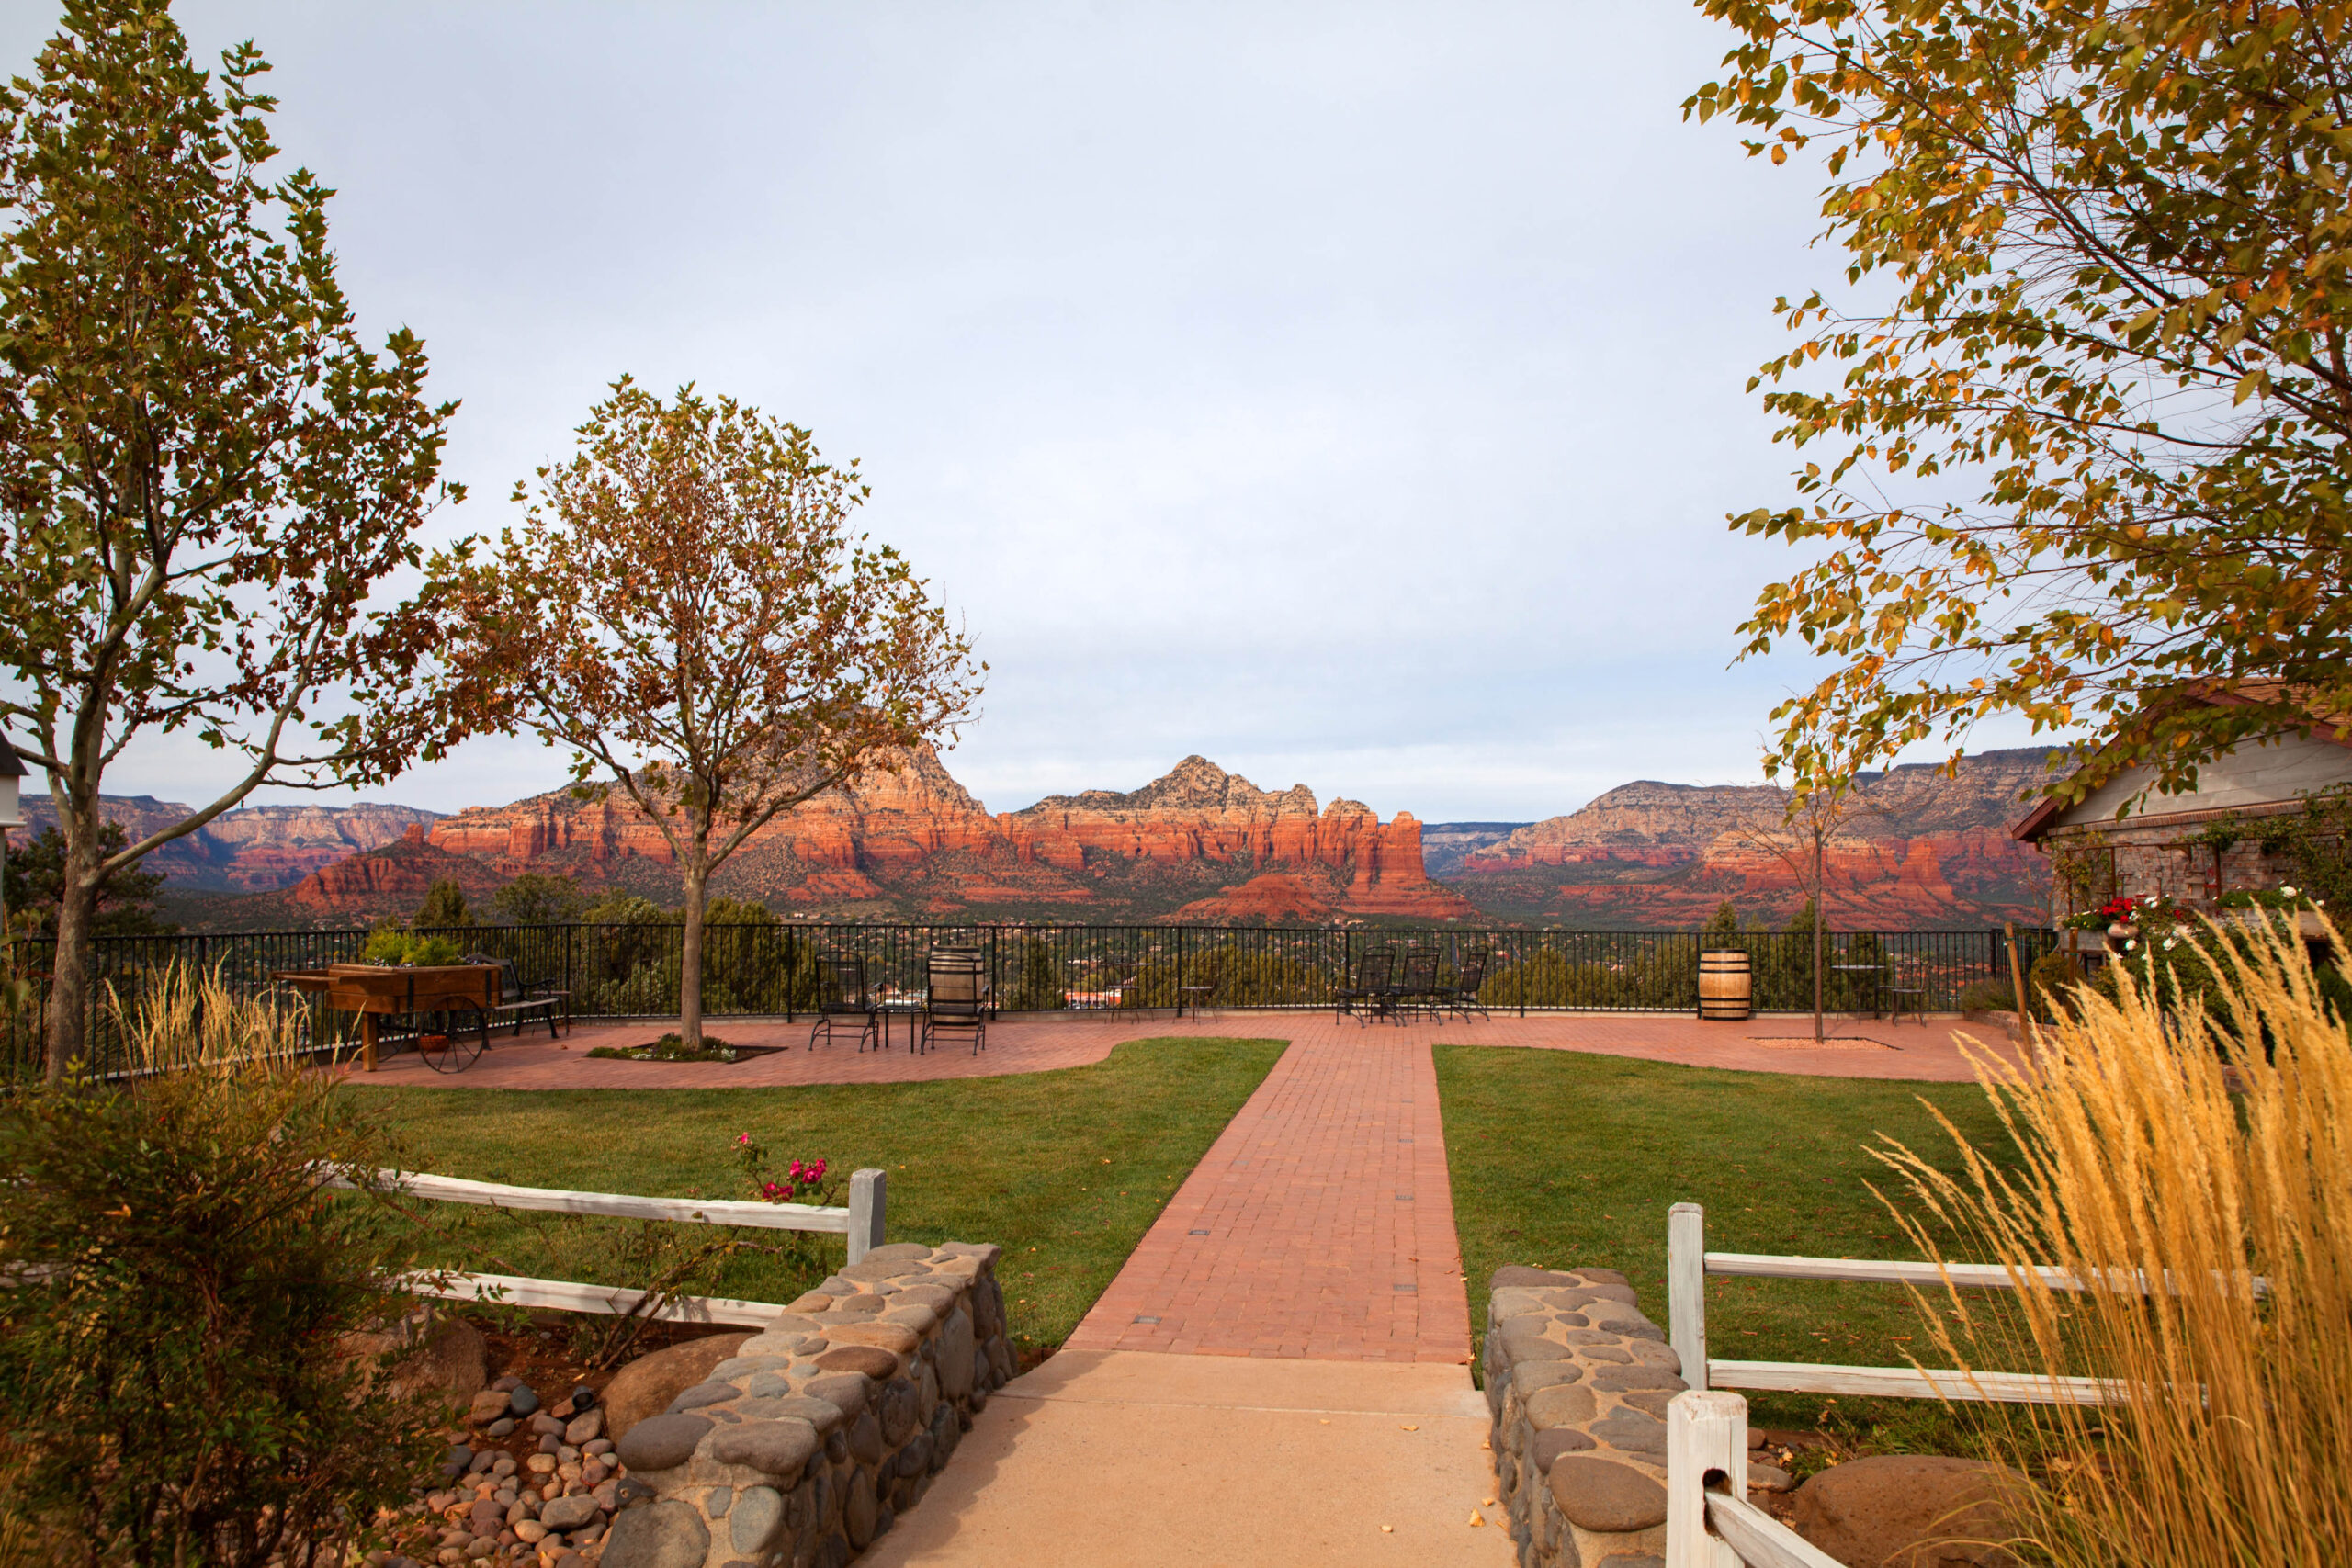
606;1242;1015;1568
1483;1265;1686;1568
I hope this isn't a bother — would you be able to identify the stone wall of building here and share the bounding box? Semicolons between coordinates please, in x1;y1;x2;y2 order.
606;1242;1015;1568
1483;1265;1686;1568
2042;817;2307;923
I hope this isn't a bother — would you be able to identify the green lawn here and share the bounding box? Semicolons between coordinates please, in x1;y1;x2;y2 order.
350;1036;1283;1353
1433;1046;2026;1452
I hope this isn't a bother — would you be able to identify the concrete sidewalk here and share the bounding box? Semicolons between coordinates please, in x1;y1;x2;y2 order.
859;1352;1515;1568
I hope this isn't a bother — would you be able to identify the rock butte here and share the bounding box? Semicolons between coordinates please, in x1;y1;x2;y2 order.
285;751;1481;923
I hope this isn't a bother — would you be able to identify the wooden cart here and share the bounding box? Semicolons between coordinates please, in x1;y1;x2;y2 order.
274;963;499;1072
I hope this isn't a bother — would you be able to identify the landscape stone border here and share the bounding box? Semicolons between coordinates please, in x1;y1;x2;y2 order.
606;1242;1015;1568
1483;1265;1686;1568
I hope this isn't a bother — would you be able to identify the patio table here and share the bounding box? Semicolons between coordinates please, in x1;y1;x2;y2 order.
876;996;927;1053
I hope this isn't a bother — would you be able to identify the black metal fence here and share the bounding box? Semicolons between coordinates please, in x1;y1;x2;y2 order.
1;920;2052;1080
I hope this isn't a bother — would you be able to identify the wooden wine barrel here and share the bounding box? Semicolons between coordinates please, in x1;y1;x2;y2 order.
1698;949;1752;1021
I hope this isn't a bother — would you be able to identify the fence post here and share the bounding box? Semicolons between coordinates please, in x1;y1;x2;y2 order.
846;1168;887;1265
1669;1201;1708;1392
1667;1390;1747;1568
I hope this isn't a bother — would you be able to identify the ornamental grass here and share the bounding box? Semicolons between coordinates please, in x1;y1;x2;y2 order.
1873;919;2352;1568
0;965;441;1566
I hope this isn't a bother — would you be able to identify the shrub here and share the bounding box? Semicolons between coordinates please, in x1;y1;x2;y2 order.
1875;917;2352;1567
2028;948;2087;1022
0;967;444;1565
1955;976;2014;1013
359;929;464;967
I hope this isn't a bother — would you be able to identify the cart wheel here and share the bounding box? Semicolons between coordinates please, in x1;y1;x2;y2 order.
418;999;490;1073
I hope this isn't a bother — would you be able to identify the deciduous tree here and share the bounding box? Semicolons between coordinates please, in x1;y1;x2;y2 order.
1691;1;2352;807
1729;784;1880;1041
435;380;981;1048
0;1;462;1075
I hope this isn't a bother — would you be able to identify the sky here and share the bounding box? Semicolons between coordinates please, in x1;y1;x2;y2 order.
4;2;2054;825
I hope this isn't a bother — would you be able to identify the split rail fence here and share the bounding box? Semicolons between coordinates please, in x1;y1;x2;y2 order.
2;919;2049;1078
1667;1201;2129;1405
325;1166;888;1328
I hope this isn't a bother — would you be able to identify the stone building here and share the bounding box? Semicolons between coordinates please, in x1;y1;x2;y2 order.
2011;687;2352;924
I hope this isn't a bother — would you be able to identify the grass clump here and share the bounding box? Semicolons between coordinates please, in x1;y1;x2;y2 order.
1876;919;2352;1566
0;966;442;1565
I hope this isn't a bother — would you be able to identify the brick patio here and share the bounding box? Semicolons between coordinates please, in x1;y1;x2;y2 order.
336;1007;2025;1090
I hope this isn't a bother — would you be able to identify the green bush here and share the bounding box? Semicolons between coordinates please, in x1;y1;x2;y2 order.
0;972;444;1564
358;929;464;966
2090;920;2352;1038
2030;949;2088;1021
1957;976;2015;1012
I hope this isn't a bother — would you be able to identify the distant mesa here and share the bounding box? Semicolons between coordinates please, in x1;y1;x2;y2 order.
65;746;2055;931
20;795;438;894
1445;749;2060;929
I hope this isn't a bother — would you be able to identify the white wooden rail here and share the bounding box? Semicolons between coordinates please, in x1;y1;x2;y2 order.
318;1165;888;1325
1667;1391;1847;1568
1668;1201;2122;1407
401;1269;787;1327
331;1167;888;1263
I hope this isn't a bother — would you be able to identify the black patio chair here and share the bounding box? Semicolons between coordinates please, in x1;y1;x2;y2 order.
463;953;571;1040
1878;955;1930;1027
1390;951;1442;1024
808;956;879;1052
922;952;989;1056
1440;951;1490;1023
1334;953;1394;1026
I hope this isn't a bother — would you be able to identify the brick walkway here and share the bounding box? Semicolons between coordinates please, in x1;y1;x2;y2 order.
1062;1026;1469;1363
338;1008;2024;1090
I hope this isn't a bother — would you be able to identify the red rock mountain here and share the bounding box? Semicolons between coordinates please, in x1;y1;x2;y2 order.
20;795;439;892
1446;748;2057;928
286;824;509;912
272;751;1477;925
60;750;2055;931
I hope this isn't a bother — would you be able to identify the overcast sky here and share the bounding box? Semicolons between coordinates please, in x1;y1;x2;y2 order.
6;2;2052;824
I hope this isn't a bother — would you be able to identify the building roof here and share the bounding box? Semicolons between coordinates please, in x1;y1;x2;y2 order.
0;745;23;779
2010;682;2352;842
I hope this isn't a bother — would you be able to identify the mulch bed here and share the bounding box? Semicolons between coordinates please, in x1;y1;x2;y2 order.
585;1043;788;1064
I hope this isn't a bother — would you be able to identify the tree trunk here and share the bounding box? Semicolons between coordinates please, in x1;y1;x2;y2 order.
1813;829;1826;1044
44;797;104;1080
679;859;707;1048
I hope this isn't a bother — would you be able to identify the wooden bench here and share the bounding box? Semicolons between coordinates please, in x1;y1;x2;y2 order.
464;954;571;1040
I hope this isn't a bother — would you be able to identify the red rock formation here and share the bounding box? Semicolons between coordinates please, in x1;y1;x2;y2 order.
1174;874;1336;922
1448;750;2057;928
22;795;438;893
285;825;507;912
427;745;1004;881
999;758;1477;920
